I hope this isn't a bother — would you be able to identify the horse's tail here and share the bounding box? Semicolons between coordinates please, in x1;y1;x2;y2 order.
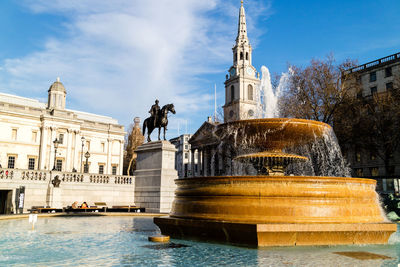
142;119;147;136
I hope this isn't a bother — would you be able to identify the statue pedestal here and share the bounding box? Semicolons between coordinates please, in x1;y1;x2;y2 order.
134;141;177;213
50;186;62;209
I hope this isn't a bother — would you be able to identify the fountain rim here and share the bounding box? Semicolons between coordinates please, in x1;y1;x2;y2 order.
175;175;376;185
219;117;332;129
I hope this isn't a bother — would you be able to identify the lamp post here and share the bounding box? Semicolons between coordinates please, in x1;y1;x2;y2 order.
81;136;85;173
84;151;90;173
52;138;59;171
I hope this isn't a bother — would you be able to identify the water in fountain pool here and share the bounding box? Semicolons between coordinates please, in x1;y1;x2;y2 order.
0;216;399;266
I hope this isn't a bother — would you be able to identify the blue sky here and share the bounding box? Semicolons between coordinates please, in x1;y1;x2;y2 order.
0;0;399;139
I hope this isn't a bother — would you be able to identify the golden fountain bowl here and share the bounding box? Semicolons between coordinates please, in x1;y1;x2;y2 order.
215;118;330;151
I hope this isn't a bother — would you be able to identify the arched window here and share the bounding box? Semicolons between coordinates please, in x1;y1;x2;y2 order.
231;85;235;102
240;52;243;60
246;52;248;60
248;84;253;100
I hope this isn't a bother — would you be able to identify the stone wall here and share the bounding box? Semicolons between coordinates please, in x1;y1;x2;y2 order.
0;168;134;213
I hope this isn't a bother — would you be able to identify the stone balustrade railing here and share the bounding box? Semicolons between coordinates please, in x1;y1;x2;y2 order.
0;168;134;186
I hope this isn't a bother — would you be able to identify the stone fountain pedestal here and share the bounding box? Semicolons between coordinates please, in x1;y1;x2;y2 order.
155;217;395;247
134;141;177;213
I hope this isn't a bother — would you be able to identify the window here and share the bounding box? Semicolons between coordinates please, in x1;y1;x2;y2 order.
240;52;243;60
58;134;64;144
99;165;104;174
370;167;379;177
356;152;361;162
32;131;38;143
230;86;235;102
248;84;253;100
86;141;90;151
8;156;15;169
246;52;248;60
185;153;188;159
386;82;393;91
11;129;17;140
234;53;237;62
185;145;188;150
369;72;376;82
355;168;363;177
385;67;392;77
370;86;377;95
28;158;35;170
112;166;117;175
56;159;62;171
101;142;105;152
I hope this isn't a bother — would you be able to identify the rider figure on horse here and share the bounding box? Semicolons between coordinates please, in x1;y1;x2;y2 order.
149;99;160;127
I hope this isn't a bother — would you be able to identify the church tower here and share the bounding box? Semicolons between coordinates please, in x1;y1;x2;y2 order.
223;0;260;122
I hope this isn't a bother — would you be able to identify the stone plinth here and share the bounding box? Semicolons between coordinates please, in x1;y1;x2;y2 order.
154;217;396;247
134;141;177;213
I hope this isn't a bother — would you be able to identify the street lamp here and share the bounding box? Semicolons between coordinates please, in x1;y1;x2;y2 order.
81;136;85;173
52;138;59;171
84;151;90;173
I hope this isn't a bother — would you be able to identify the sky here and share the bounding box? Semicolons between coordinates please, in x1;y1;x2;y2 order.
0;0;399;139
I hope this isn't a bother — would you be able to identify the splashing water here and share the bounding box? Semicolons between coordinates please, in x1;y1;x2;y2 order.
257;66;291;118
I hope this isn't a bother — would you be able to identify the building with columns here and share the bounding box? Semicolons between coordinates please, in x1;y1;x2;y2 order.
0;78;125;175
223;0;260;122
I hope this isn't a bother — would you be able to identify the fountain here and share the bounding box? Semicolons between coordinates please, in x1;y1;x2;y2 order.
154;118;396;247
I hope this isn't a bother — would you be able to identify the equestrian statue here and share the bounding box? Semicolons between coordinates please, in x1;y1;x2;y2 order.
143;100;176;142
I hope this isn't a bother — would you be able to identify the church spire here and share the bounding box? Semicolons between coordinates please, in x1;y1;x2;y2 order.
236;0;248;45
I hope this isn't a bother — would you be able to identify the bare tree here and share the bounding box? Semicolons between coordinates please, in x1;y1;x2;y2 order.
279;55;358;125
123;118;144;175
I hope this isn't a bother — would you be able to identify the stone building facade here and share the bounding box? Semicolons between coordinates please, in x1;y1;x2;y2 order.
0;78;125;175
342;52;400;194
170;134;198;178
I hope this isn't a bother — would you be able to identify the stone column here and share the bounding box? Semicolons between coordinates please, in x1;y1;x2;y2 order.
191;149;195;177
73;130;80;171
106;138;112;174
49;127;57;170
39;126;49;170
65;129;73;171
198;150;202;176
134;141;178;213
119;140;124;175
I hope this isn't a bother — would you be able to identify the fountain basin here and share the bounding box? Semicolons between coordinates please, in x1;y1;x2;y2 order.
155;175;397;246
170;176;385;224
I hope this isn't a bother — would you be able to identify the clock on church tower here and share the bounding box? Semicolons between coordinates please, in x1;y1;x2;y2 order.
222;1;260;123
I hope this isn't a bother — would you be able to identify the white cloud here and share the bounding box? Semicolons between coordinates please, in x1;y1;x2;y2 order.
0;0;270;137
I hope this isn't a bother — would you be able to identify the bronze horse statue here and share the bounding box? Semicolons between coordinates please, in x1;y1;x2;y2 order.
143;103;176;142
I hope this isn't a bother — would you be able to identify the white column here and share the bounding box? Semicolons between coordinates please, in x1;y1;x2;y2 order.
66;129;73;171
39;126;49;170
106;138;112;174
119;140;124;175
72;130;80;171
49;127;57;170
